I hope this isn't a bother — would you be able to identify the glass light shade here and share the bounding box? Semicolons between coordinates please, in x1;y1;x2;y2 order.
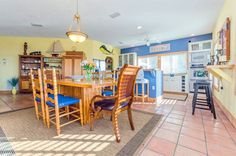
66;31;88;43
66;8;87;43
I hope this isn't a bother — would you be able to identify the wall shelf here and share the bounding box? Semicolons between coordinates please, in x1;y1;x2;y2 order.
206;64;235;82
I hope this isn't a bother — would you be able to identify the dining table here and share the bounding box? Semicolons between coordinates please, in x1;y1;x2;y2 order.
57;78;116;125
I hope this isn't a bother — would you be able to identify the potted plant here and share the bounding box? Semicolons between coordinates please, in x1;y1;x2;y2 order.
8;77;19;95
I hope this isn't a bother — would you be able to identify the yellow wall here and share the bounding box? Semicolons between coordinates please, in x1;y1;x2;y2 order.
212;0;236;118
0;36;120;90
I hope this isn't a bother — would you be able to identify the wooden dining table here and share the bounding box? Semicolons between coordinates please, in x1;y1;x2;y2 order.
57;79;116;125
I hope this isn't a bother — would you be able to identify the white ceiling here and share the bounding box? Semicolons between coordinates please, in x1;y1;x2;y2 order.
0;0;224;48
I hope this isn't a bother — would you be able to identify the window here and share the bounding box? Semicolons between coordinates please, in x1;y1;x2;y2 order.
138;56;158;69
93;59;105;71
161;53;187;74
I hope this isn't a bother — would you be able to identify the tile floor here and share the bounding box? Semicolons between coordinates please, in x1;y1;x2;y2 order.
1;93;236;156
133;96;236;156
0;93;33;113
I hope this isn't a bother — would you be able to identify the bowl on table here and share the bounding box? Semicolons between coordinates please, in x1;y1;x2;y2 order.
71;75;84;82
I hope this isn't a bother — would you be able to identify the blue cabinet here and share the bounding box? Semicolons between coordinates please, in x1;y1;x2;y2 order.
136;69;163;99
143;69;163;99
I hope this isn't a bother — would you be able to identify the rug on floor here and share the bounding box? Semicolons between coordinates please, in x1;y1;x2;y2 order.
0;108;162;156
0;127;15;156
163;93;188;101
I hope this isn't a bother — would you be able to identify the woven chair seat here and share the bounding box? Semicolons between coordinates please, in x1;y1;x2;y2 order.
102;90;113;96
46;95;80;108
35;94;64;103
94;99;129;111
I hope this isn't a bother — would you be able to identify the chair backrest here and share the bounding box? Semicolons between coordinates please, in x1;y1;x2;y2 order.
92;71;115;81
92;72;100;80
116;64;141;105
30;69;44;104
44;69;62;80
103;71;114;81
43;68;59;108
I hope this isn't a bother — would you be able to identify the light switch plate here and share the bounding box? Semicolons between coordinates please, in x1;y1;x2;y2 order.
0;58;7;65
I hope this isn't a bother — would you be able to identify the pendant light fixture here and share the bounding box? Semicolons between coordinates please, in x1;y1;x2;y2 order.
66;0;88;43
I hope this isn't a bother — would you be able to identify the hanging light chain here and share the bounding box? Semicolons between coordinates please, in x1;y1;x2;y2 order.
76;0;79;15
74;0;80;23
66;0;88;43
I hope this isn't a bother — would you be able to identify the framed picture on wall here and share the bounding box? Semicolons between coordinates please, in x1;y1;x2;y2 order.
218;17;230;62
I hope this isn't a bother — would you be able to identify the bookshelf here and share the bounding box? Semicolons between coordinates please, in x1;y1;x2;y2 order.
18;52;86;93
19;55;43;93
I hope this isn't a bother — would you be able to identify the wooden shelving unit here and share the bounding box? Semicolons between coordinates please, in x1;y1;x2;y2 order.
19;55;44;93
43;57;62;70
206;64;235;82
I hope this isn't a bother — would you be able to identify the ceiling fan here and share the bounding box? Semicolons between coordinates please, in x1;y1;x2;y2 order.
144;35;160;47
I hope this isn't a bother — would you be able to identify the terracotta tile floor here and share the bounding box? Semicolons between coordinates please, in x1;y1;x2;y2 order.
134;95;236;156
0;93;33;113
1;93;236;155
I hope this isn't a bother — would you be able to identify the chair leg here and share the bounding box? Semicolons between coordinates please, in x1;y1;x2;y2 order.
127;108;135;130
192;85;198;115
55;107;61;135
110;116;112;121
90;111;94;131
142;83;145;104
34;102;40;120
211;99;217;119
112;113;121;143
45;105;50;128
208;86;217;119
205;86;211;110
41;103;46;125
79;102;83;126
66;106;70;120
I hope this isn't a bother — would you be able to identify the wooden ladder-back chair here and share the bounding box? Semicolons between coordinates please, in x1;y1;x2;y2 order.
102;70;117;96
90;64;141;142
43;68;83;135
44;69;62;80
30;69;46;124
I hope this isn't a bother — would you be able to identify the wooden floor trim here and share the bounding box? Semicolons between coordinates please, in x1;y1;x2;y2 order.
213;96;236;128
0;90;11;94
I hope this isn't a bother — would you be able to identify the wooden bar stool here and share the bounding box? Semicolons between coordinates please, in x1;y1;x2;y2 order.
192;80;216;119
135;79;149;103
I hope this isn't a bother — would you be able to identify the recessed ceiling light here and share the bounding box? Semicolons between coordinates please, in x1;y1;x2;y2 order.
31;23;43;27
137;26;142;30
191;34;195;36
110;12;121;19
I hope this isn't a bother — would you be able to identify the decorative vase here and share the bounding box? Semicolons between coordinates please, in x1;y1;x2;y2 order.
12;87;17;95
85;70;92;80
